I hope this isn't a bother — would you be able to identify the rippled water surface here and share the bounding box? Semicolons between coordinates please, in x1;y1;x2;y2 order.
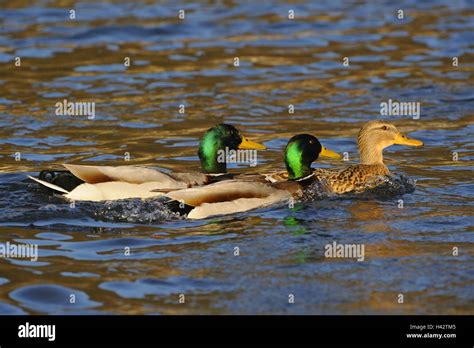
0;0;473;314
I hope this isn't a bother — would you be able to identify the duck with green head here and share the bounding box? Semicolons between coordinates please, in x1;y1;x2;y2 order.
28;123;266;202
165;133;342;219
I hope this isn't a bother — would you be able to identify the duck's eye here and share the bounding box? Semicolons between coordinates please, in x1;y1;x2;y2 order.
381;126;388;130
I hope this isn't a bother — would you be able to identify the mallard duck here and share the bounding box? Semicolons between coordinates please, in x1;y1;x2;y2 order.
164;134;342;219
314;120;423;193
28;124;266;201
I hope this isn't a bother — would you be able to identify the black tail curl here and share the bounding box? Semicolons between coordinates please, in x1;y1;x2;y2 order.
38;170;84;192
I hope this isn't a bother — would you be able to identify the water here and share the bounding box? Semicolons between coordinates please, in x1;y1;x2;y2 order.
0;0;473;314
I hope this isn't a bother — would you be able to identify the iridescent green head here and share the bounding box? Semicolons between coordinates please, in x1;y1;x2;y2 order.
284;134;341;180
198;124;266;174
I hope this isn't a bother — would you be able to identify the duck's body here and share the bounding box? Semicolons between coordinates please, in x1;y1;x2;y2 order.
165;180;294;219
231;165;388;194
29;124;266;201
164;134;341;219
28;164;207;201
313;164;390;194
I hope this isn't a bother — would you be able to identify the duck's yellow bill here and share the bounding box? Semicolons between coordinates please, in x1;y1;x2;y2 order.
320;146;343;159
394;133;424;147
239;136;266;150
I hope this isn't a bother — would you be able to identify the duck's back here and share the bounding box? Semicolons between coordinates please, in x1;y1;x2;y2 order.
316;164;390;194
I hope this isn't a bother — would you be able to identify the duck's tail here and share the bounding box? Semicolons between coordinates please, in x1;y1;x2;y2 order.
28;175;70;194
28;169;85;194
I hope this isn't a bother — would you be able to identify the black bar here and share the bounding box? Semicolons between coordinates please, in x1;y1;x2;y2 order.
0;315;472;346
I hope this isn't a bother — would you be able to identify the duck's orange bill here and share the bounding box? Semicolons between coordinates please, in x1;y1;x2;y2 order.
239;136;266;150
394;133;424;146
320;146;343;159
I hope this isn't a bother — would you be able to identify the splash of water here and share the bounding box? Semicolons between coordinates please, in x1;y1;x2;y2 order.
93;197;184;223
359;174;416;197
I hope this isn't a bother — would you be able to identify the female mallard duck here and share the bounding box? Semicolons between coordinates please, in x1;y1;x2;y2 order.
313;120;423;193
164;134;342;219
28;124;266;201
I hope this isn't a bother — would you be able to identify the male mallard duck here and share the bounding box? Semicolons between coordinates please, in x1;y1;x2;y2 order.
28;124;266;201
315;120;423;193
164;134;342;219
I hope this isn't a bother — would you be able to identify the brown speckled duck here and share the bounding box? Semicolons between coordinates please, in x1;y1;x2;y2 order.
314;120;423;193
